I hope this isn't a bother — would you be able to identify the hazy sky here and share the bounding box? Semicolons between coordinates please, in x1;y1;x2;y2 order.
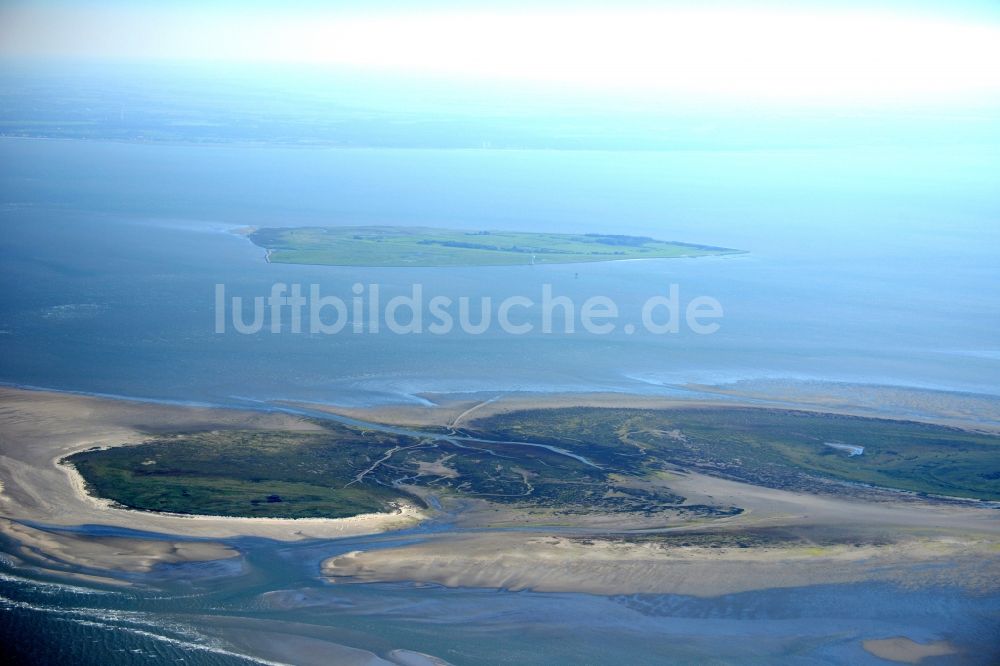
3;0;1000;108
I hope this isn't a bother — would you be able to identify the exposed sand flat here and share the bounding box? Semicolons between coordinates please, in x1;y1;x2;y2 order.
0;387;424;551
1;518;238;573
288;393;742;428
196;616;455;666
4;385;998;593
386;650;454;666
862;637;960;664
322;467;1000;597
686;379;1000;432
207;624;395;666
293;388;999;431
0;554;133;589
661;470;1000;533
322;531;1000;597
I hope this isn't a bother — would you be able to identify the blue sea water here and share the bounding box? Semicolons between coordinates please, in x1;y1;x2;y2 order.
0;138;998;410
2;526;999;665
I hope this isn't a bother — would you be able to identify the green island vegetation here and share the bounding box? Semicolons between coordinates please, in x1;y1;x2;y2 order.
464;407;1000;501
66;408;1000;520
66;420;707;519
246;226;742;267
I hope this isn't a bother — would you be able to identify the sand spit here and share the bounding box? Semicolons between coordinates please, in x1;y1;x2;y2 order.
0;388;424;554
0;518;238;574
209;625;394;666
287;393;732;429
661;470;1000;533
862;637;960;664
322;467;1000;598
323;531;1000;597
291;388;999;432
196;616;455;666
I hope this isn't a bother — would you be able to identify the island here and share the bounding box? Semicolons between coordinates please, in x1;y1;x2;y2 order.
244;225;743;267
66;405;1000;521
2;387;999;651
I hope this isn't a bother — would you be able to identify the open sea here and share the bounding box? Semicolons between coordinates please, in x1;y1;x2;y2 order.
1;138;998;411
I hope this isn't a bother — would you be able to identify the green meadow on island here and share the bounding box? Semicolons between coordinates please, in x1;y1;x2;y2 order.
246;226;743;267
67;407;1000;520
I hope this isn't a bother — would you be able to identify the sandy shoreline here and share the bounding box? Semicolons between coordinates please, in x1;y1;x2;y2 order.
322;468;1000;597
3;384;999;595
0;518;240;574
0;387;424;575
286;392;769;429
289;388;1000;432
197;616;455;666
322;531;1000;597
862;637;960;664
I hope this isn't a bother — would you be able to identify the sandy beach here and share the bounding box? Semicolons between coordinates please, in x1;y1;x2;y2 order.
0;518;239;574
0;387;424;574
290;386;1000;432
862;637;960;664
4;385;999;597
288;392;750;429
322;467;1000;596
323;530;1000;597
196;616;455;666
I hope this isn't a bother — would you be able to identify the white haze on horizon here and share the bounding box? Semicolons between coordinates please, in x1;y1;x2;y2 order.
2;4;1000;110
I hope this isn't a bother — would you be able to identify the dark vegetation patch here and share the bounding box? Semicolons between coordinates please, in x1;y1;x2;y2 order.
465;407;1000;500
67;407;1000;520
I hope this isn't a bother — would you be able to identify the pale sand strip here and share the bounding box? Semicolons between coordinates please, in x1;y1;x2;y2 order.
661;470;1000;533
321;467;1000;597
286;393;733;428
0;518;238;574
207;624;395;666
322;531;1000;597
197;616;456;666
0;387;424;552
862;638;959;664
290;388;999;432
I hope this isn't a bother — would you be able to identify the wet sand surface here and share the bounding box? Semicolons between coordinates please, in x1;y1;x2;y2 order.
862;637;960;664
0;387;422;572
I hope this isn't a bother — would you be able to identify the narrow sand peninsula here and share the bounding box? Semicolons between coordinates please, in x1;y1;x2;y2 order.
862;637;959;664
196;616;455;666
1;518;238;573
292;387;998;432
323;530;1000;597
662;469;1000;533
322;467;1000;596
288;392;729;429
0;388;424;570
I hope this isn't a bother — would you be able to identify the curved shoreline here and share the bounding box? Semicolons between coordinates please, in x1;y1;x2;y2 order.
5;378;998;434
60;455;424;532
3;384;999;589
0;387;425;549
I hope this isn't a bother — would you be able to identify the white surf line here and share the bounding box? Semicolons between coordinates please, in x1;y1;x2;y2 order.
0;594;291;666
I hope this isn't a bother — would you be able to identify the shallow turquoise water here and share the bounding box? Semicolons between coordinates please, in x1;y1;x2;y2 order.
3;524;999;665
